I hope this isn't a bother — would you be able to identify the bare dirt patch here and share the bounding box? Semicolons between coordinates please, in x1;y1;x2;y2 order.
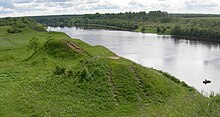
108;56;120;60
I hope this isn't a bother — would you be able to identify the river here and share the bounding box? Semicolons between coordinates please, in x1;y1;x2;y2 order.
48;27;220;95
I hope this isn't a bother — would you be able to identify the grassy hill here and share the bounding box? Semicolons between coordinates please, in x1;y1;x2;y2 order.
0;23;220;116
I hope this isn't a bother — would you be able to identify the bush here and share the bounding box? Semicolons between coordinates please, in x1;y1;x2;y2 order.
7;26;22;33
141;27;145;32
67;70;73;77
17;24;26;28
54;66;66;75
32;24;46;32
78;68;90;83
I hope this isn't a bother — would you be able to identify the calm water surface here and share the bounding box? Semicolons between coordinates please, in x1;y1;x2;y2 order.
48;27;220;95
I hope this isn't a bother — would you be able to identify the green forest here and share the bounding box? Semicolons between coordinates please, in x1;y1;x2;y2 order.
32;11;220;40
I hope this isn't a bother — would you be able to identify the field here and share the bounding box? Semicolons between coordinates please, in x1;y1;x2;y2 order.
0;24;220;116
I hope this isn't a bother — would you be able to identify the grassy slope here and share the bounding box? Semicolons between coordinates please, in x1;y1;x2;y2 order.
0;26;219;116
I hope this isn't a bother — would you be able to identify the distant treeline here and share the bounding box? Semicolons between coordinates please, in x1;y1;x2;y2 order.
31;15;80;28
31;11;170;30
31;11;220;40
170;14;220;18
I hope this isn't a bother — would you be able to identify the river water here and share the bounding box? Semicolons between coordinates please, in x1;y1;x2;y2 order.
48;27;220;95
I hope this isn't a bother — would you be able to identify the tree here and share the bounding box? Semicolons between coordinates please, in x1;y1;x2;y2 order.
161;27;166;33
171;26;181;35
148;10;168;18
7;26;22;33
157;27;161;33
141;27;145;32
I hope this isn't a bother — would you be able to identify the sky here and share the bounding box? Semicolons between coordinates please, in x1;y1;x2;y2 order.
0;0;220;17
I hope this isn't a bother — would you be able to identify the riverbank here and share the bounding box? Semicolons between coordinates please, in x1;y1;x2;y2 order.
57;24;220;43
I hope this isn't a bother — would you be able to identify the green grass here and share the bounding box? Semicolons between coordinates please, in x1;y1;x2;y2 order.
0;26;219;116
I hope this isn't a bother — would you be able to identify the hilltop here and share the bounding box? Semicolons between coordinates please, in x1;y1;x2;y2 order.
0;18;219;116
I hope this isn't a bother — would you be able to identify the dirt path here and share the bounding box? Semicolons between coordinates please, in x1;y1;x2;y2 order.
66;41;92;57
66;41;84;52
108;56;120;60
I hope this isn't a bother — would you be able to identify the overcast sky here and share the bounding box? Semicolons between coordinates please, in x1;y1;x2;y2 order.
0;0;220;17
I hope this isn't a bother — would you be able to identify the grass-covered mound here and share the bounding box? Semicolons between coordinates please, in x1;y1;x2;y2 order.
0;26;219;116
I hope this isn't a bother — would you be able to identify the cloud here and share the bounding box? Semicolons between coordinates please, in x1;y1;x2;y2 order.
0;6;14;14
34;0;72;3
184;0;218;11
186;0;220;14
0;0;219;17
128;0;170;10
0;1;15;9
13;0;32;4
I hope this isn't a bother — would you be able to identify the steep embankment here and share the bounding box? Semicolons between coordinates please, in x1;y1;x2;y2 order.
0;25;219;116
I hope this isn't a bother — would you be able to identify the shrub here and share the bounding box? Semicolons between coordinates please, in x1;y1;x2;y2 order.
7;26;22;33
79;68;90;82
32;24;46;32
17;23;26;28
67;70;73;77
141;27;145;32
54;66;66;75
74;66;92;83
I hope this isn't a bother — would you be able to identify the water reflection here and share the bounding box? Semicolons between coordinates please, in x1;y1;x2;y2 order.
48;27;220;95
170;36;220;49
